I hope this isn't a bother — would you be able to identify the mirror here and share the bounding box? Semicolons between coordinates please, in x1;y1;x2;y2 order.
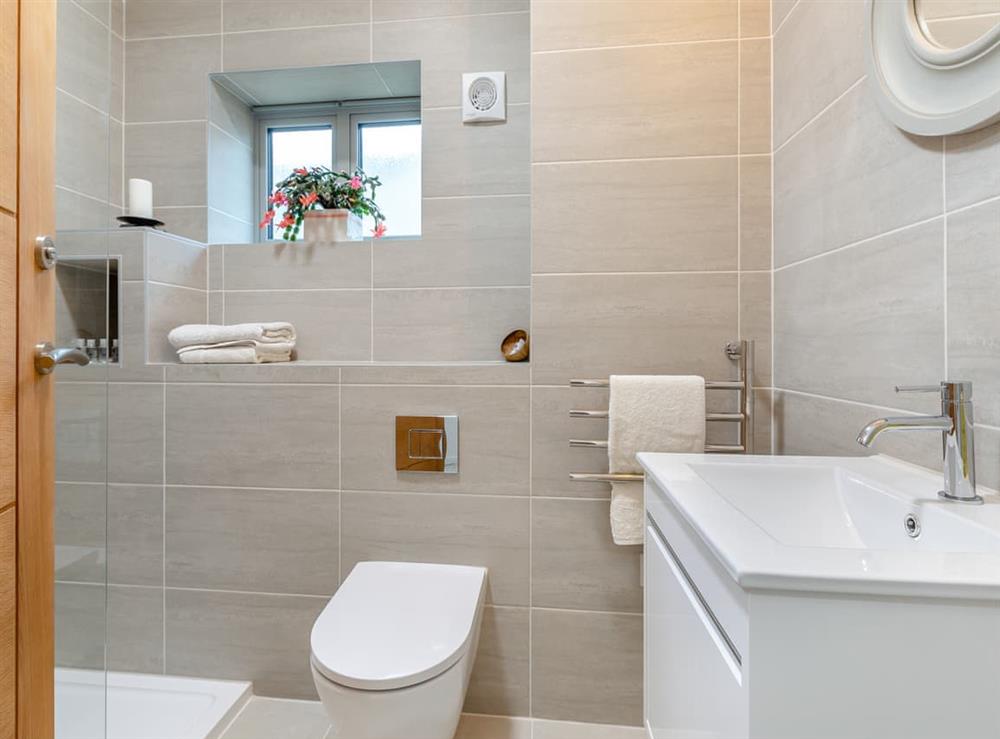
866;0;1000;136
210;61;422;241
915;0;1000;49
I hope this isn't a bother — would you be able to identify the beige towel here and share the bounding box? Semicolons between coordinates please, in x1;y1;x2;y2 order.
176;340;294;364
608;375;706;546
168;322;296;349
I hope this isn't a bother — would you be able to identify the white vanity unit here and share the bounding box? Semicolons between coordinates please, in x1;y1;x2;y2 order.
639;453;1000;739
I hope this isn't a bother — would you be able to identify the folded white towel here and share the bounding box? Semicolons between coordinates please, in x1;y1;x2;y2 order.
176;340;294;364
607;375;706;546
168;322;296;349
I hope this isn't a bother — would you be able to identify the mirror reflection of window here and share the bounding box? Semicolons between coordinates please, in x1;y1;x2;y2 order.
356;119;421;238
266;126;334;240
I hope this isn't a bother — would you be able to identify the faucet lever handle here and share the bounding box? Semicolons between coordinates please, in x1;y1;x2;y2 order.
896;381;973;402
895;384;941;394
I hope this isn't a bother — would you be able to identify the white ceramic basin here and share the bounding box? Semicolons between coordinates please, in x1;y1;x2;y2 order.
638;453;1000;598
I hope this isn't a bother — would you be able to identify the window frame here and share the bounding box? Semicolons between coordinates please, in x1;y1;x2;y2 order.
255;102;420;242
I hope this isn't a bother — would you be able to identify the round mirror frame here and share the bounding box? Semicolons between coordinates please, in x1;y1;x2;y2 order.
866;0;1000;136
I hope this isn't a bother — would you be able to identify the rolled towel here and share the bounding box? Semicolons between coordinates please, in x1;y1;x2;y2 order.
176;340;294;364
607;375;706;546
168;322;296;349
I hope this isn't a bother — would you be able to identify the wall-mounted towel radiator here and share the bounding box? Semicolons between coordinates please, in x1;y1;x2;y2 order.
568;340;754;483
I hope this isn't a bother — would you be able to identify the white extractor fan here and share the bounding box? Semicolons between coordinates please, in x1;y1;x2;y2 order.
462;71;506;123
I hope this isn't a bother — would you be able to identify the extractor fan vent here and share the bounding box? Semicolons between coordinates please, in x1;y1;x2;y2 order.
462;71;506;123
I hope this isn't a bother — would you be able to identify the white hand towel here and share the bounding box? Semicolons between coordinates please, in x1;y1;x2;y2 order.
607;375;706;546
176;340;294;364
168;322;296;349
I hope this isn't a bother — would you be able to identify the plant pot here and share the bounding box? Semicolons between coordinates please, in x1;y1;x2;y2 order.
303;209;363;243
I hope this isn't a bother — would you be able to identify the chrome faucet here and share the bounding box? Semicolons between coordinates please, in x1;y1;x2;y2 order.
857;381;980;504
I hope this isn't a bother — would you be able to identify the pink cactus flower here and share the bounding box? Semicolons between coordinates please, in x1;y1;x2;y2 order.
294;167;308;176
258;210;275;229
277;214;296;230
372;222;387;238
349;175;362;190
299;192;318;207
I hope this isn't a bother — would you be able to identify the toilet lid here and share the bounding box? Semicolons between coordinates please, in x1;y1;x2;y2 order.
310;561;488;691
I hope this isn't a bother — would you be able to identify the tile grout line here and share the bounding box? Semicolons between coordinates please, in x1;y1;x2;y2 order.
942;136;949;380
161;374;167;672
773;75;866;156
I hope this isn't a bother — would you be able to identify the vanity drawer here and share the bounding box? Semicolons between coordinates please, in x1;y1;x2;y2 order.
645;477;748;659
645;522;747;738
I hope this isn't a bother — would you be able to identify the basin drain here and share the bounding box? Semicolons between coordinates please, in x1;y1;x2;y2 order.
903;513;921;539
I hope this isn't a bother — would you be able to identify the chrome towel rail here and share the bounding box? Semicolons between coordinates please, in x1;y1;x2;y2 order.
569;340;754;483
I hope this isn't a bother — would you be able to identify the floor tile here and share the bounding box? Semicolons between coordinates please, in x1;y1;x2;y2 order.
220;697;330;739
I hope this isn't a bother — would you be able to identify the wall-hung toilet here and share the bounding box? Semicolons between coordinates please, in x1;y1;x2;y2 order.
310;561;488;739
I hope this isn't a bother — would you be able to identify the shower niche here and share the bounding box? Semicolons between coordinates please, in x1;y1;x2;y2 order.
54;255;120;365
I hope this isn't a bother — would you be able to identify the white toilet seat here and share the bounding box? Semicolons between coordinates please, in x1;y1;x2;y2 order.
310;561;487;691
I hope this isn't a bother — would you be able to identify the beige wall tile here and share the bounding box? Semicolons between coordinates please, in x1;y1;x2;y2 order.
340;385;529;495
208;208;253;244
56;583;107;670
531;273;738;385
125;0;221;38
219;697;330;739
340;492;530;605
208;124;255;224
109;585;164;674
165;588;326;698
165;486;339;595
208;244;224;290
374;196;530;288
531;0;736;50
772;0;798;32
752;388;772;454
109;484;163;586
532;43;738;162
57;0;111;113
56;188;115;231
77;0;111;26
924;15;1000;47
773;83;942;266
772;0;864;147
946;124;1000;210
57;92;110;202
740;38;771;155
423;106;530;197
165;363;340;384
108;382;164;484
739;272;771;387
146;282;207;362
774;220;944;411
209;83;254;147
531;609;642;725
222;25;370;71
111;34;123;121
111;0;123;36
126;122;208;207
947;199;1000;426
373;13;529;107
530;386;610;499
165;383;340;489
375;0;528;21
56;382;108;484
224;289;371;361
373;287;529;362
146;232;208;289
973;424;1000;494
532;499;641;612
124;36;221;122
740;0;771;37
532;158;738;273
115;281;168;382
109;119;123;207
157;207;209;243
739;154;772;271
917;0;1000;20
340;363;529;385
223;0;370;31
55;483;106;584
772;390;940;472
223;242;371;290
464;606;530;716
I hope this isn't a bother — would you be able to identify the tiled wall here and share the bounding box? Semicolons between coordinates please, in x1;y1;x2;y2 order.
771;0;1000;491
528;0;773;724
56;0;124;230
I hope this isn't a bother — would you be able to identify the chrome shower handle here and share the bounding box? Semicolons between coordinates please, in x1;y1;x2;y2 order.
34;342;90;375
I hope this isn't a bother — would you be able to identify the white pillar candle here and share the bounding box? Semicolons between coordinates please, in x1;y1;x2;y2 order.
128;178;153;219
